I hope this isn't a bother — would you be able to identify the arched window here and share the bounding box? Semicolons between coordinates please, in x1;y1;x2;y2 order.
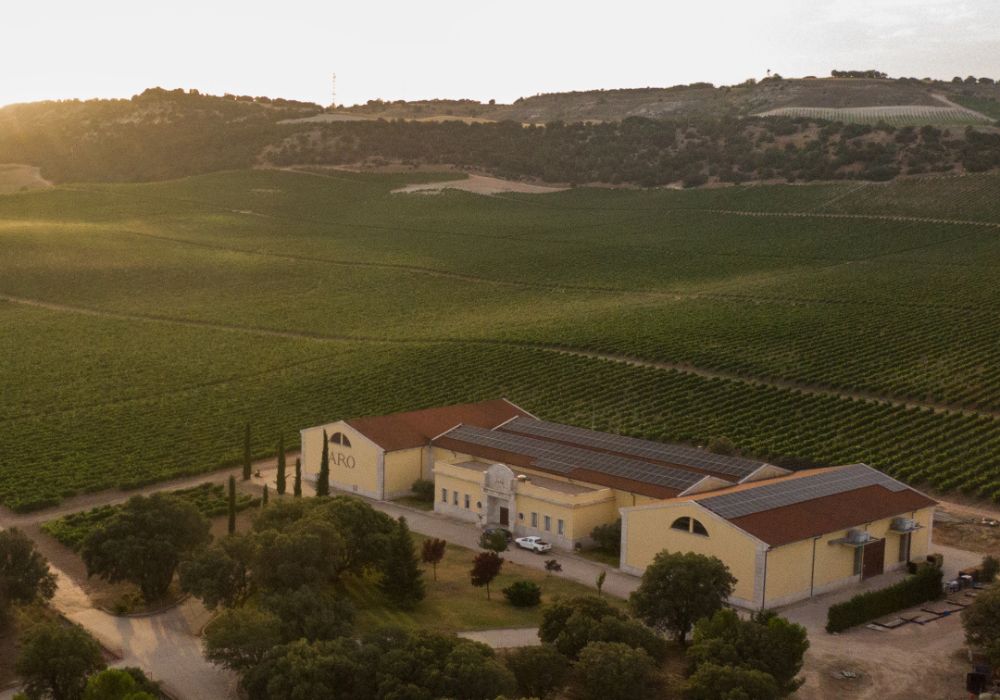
329;432;351;448
692;519;709;536
671;517;691;532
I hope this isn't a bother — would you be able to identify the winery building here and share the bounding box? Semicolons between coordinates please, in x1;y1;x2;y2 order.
301;399;935;608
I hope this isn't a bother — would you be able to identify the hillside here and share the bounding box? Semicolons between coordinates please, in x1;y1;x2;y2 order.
4;169;1000;510
1;77;999;186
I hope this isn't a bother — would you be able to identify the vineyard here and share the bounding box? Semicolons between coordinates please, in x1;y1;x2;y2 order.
2;168;1000;509
40;483;259;550
756;105;994;126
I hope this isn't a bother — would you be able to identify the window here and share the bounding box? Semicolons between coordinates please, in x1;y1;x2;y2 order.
477;501;482;510
464;494;470;509
441;488;447;503
671;517;691;532
692;519;709;536
531;512;538;528
853;546;863;576
453;491;459;506
557;519;564;535
329;432;351;448
898;532;911;563
519;512;524;521
544;516;551;531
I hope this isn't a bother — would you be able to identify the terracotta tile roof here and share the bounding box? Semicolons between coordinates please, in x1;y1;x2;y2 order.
346;399;529;452
728;484;936;547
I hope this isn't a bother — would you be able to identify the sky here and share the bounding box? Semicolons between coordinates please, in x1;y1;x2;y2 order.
2;0;999;108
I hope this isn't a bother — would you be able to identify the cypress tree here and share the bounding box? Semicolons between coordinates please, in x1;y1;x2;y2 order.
227;475;237;535
293;458;302;498
379;516;425;609
242;422;252;481
275;435;286;496
317;430;330;497
262;484;269;506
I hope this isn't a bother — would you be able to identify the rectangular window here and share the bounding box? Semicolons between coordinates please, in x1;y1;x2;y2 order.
557;519;564;535
853;546;863;576
544;515;551;532
464;494;470;509
453;491;459;506
519;513;524;521
441;488;447;503
531;512;538;528
898;533;911;562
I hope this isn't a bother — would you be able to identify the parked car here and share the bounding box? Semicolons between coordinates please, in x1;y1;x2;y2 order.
515;536;552;553
484;526;513;542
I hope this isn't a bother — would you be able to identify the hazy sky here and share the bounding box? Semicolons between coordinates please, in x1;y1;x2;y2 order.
3;1;998;108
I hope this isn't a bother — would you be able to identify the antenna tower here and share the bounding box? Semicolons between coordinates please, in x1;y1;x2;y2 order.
331;73;337;109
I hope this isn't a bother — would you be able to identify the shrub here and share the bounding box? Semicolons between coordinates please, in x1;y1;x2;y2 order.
503;580;542;607
590;519;621;555
826;564;942;633
505;644;570;699
411;479;434;503
981;555;999;584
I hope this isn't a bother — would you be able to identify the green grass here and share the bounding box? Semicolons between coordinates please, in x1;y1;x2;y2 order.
576;548;621;568
41;483;258;550
4;168;1000;507
345;533;619;634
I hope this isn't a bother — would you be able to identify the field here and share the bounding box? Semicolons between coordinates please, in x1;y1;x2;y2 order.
41;483;259;550
0;164;51;194
3;168;1000;509
756;105;993;126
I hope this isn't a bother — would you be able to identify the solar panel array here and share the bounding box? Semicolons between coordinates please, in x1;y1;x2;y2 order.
441;424;707;492
697;464;908;520
501;417;771;479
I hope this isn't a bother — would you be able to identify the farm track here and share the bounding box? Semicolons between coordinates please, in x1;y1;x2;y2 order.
4;292;999;423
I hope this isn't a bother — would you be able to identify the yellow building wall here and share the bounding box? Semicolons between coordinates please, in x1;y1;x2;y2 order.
622;503;760;606
300;421;381;498
433;462;486;524
384;447;425;499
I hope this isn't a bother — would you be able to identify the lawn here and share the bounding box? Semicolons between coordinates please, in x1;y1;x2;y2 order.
344;533;622;634
4;168;1000;508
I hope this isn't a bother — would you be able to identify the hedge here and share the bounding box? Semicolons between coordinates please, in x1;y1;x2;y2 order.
826;564;943;633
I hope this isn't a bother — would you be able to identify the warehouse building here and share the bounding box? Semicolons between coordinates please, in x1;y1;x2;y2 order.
301;399;935;608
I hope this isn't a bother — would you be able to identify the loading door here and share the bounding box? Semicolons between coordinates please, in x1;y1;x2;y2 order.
862;539;886;580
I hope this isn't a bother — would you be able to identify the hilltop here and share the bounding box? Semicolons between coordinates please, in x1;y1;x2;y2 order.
1;75;999;187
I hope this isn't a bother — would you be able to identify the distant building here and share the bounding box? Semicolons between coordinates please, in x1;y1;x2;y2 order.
301;399;935;609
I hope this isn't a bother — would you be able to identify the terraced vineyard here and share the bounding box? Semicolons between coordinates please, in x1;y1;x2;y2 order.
756;105;994;126
3;169;1000;509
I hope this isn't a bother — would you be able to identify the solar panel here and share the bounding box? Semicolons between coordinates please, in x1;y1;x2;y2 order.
697;464;908;520
440;425;707;492
500;417;771;479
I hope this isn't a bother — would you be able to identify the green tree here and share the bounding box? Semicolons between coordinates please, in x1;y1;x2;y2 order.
81;494;211;602
684;662;781;700
687;608;809;696
227;475;237;535
243;422;252;481
502;580;542;607
479;529;509;553
179;534;254;609
574;641;658;700
0;528;57;623
505;644;570;699
253;519;347;592
16;622;105;700
261;584;354;642
630;550;736;644
981;555;999;583
275;435;286;496
262;484;269;506
379;517;425;609
596;570;607;597
421;537;446;581
470;551;504;599
293;458;302;498
308;497;397;574
316;430;330;496
963;584;1000;667
539;596;666;661
204;607;284;672
83;667;159;700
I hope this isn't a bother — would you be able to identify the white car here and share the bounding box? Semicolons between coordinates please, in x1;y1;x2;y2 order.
515;536;552;553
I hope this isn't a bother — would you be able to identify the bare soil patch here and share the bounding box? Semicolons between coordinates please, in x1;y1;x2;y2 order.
0;164;51;194
393;174;568;195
